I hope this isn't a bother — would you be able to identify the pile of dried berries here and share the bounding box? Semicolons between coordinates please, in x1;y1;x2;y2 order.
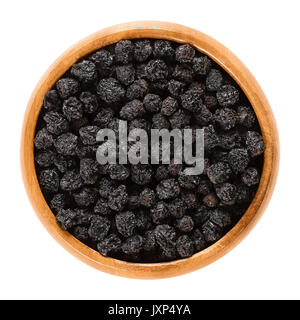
34;39;265;262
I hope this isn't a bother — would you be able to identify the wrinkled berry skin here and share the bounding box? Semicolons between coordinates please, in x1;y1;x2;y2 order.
156;179;180;200
71;60;97;83
176;235;194;258
116;211;136;237
88;216;111;241
39;169;60;193
246;131;265;157
35;38;264;263
145;59;168;82
97;78;125;103
207;162;232;184
56;78;80;99
216;85;239;107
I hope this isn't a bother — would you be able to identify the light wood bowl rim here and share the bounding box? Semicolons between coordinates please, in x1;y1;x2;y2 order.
20;21;279;279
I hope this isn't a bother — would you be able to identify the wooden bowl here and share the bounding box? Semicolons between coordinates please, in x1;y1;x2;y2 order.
20;21;279;279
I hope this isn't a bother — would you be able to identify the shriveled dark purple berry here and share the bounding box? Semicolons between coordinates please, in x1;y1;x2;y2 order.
193;56;211;75
93;108;114;128
56;78;80;99
216;183;237;204
143;230;156;251
62;97;83;121
79;158;99;184
88;216;111;241
107;164;130;181
176;235;194;258
246;131;265;157
120;99;145;120
53;154;76;173
177;215;194;233
75;208;93;226
34;128;53;150
94;198;112;216
60;170;83;191
175;44;195;63
161;96;178;116
156;179;180;200
97;234;122;256
197;179;212;196
143;93;161;113
50;193;66;213
151;201;169;224
204;95;218;109
79;125;99;145
218;131;243;150
89;49;114;69
152;113;170;130
126;79;149;100
209;209;232;228
54;133;78;156
97;78;125;103
115;40;134;64
191;229;206;251
71;60;97;83
43;90;62;111
139;188;156;208
202;220;222;242
169;109;191;129
154;224;177;258
181;190;199;209
203;125;219;151
98;177;117;198
237;106;256;128
56;209;77;230
153;40;174;59
167;198;187;219
206;69;223;91
215;108;237;130
134;40;152;62
72;226;89;242
145;59;168;82
194;105;213;126
135;209;152;230
39;169;60;193
73;187;97;207
207;162;232;184
242;167;260;186
228;148;250;173
116;64;135;86
115;211;136;237
131;164;152;186
79;92;99;114
35;150;55;167
43;111;69;135
172;64;193;83
193;205;210;226
203;193;219;208
216;85;239;107
178;170;201;189
108;185;128;211
122;235;144;255
168;79;185;97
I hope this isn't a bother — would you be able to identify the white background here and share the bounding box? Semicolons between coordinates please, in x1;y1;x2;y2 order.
0;0;299;300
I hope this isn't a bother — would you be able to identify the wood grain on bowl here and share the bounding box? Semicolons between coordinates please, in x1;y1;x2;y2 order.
20;21;279;279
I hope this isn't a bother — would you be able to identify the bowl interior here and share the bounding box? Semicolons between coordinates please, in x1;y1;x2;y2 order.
21;21;279;279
